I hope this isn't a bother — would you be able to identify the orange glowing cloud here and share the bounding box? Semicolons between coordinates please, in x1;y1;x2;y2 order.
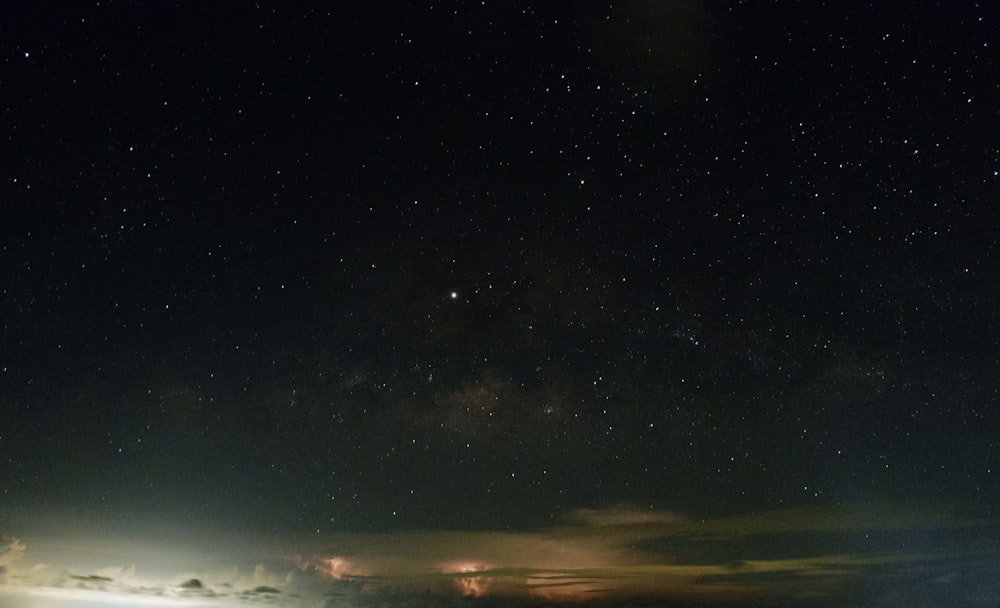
285;502;1000;605
287;505;689;601
307;555;370;580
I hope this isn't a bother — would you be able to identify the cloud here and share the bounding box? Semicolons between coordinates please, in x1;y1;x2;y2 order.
0;536;310;607
0;537;25;568
2;502;998;607
566;504;689;527
69;573;114;583
288;502;1000;605
646;500;997;540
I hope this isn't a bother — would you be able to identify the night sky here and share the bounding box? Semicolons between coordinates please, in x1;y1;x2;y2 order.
2;2;1000;607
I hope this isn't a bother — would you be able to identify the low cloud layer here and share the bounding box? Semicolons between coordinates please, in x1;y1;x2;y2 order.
1;502;998;607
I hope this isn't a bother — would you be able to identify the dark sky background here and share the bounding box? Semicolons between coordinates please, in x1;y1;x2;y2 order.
2;2;1000;606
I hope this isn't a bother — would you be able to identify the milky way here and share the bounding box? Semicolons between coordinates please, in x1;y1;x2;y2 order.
2;2;999;606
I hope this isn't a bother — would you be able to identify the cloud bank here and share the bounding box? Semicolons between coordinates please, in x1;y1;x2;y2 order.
2;502;998;607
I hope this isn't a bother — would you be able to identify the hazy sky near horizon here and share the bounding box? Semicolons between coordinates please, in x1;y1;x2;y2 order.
3;502;999;607
2;1;1000;606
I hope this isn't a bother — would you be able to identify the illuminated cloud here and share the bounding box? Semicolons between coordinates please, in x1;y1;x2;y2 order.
0;535;323;608
290;502;1000;604
2;502;998;607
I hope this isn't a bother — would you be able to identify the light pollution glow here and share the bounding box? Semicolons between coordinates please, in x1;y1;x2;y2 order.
2;502;998;607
